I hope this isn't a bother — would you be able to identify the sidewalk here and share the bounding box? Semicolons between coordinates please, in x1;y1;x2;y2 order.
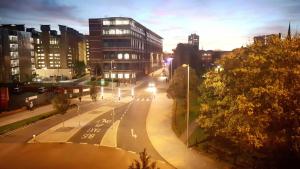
0;86;131;128
146;85;229;169
28;95;133;143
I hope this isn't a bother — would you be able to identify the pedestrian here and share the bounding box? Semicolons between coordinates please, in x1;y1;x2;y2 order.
79;96;82;102
29;101;33;111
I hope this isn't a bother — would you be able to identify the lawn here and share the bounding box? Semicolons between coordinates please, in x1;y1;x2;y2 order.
172;97;208;146
0;110;57;135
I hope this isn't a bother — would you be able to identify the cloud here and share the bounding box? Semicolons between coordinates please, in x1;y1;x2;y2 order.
0;0;85;25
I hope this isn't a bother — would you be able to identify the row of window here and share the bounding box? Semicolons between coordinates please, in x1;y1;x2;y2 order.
103;29;130;35
103;39;131;48
104;53;140;60
104;72;136;79
103;19;130;26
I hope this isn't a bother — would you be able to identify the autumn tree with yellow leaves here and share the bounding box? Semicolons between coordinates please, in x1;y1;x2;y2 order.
198;36;300;168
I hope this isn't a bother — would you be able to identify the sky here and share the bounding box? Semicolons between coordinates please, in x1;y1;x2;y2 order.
1;0;300;52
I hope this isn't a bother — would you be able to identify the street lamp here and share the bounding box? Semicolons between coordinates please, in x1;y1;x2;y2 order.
182;64;189;148
111;60;115;97
167;57;174;81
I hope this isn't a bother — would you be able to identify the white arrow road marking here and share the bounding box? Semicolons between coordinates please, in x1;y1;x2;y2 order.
131;128;138;139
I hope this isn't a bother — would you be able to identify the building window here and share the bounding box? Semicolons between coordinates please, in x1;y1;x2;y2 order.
11;67;20;75
124;53;129;59
10;59;19;67
116;19;129;25
124;73;130;79
9;35;18;42
118;73;123;79
104;73;109;78
111;73;116;79
118;53;123;59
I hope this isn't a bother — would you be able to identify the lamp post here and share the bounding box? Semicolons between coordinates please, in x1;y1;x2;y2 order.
111;60;114;96
167;57;173;81
111;60;115;129
182;64;190;148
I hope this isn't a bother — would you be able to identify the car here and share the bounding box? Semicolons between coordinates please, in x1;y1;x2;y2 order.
12;86;22;94
38;87;47;93
148;82;155;88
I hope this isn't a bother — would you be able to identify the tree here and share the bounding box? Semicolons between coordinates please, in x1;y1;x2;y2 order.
198;36;300;168
167;66;199;99
128;149;159;169
73;61;86;77
90;78;98;101
51;94;70;114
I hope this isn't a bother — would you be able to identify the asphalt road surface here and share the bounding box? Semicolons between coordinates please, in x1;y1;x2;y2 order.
1;76;165;161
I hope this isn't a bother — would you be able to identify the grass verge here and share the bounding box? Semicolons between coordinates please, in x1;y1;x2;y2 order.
0;110;57;135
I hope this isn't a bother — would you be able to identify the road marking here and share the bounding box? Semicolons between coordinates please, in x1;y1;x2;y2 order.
115;147;122;150
66;142;73;144
128;150;137;154
131;128;138;139
80;142;88;145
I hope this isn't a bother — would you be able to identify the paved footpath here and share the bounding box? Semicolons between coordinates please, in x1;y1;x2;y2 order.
146;83;230;169
28;96;133;143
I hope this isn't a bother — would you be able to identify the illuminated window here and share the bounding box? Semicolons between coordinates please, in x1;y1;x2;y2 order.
124;53;129;59
118;73;123;79
111;73;116;78
103;20;111;25
124;73;130;79
104;73;109;78
109;29;115;34
116;19;129;25
118;53;123;59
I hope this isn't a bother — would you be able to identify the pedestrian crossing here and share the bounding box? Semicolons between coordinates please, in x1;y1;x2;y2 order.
135;97;153;102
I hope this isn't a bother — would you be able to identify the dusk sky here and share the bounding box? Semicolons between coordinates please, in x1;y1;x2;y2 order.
1;0;300;52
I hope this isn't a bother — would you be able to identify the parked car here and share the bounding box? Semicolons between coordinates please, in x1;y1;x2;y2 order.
12;86;22;94
38;87;47;93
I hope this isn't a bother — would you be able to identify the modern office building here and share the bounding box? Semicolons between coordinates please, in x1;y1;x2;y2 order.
188;33;199;50
26;25;86;79
89;17;163;83
0;24;34;83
